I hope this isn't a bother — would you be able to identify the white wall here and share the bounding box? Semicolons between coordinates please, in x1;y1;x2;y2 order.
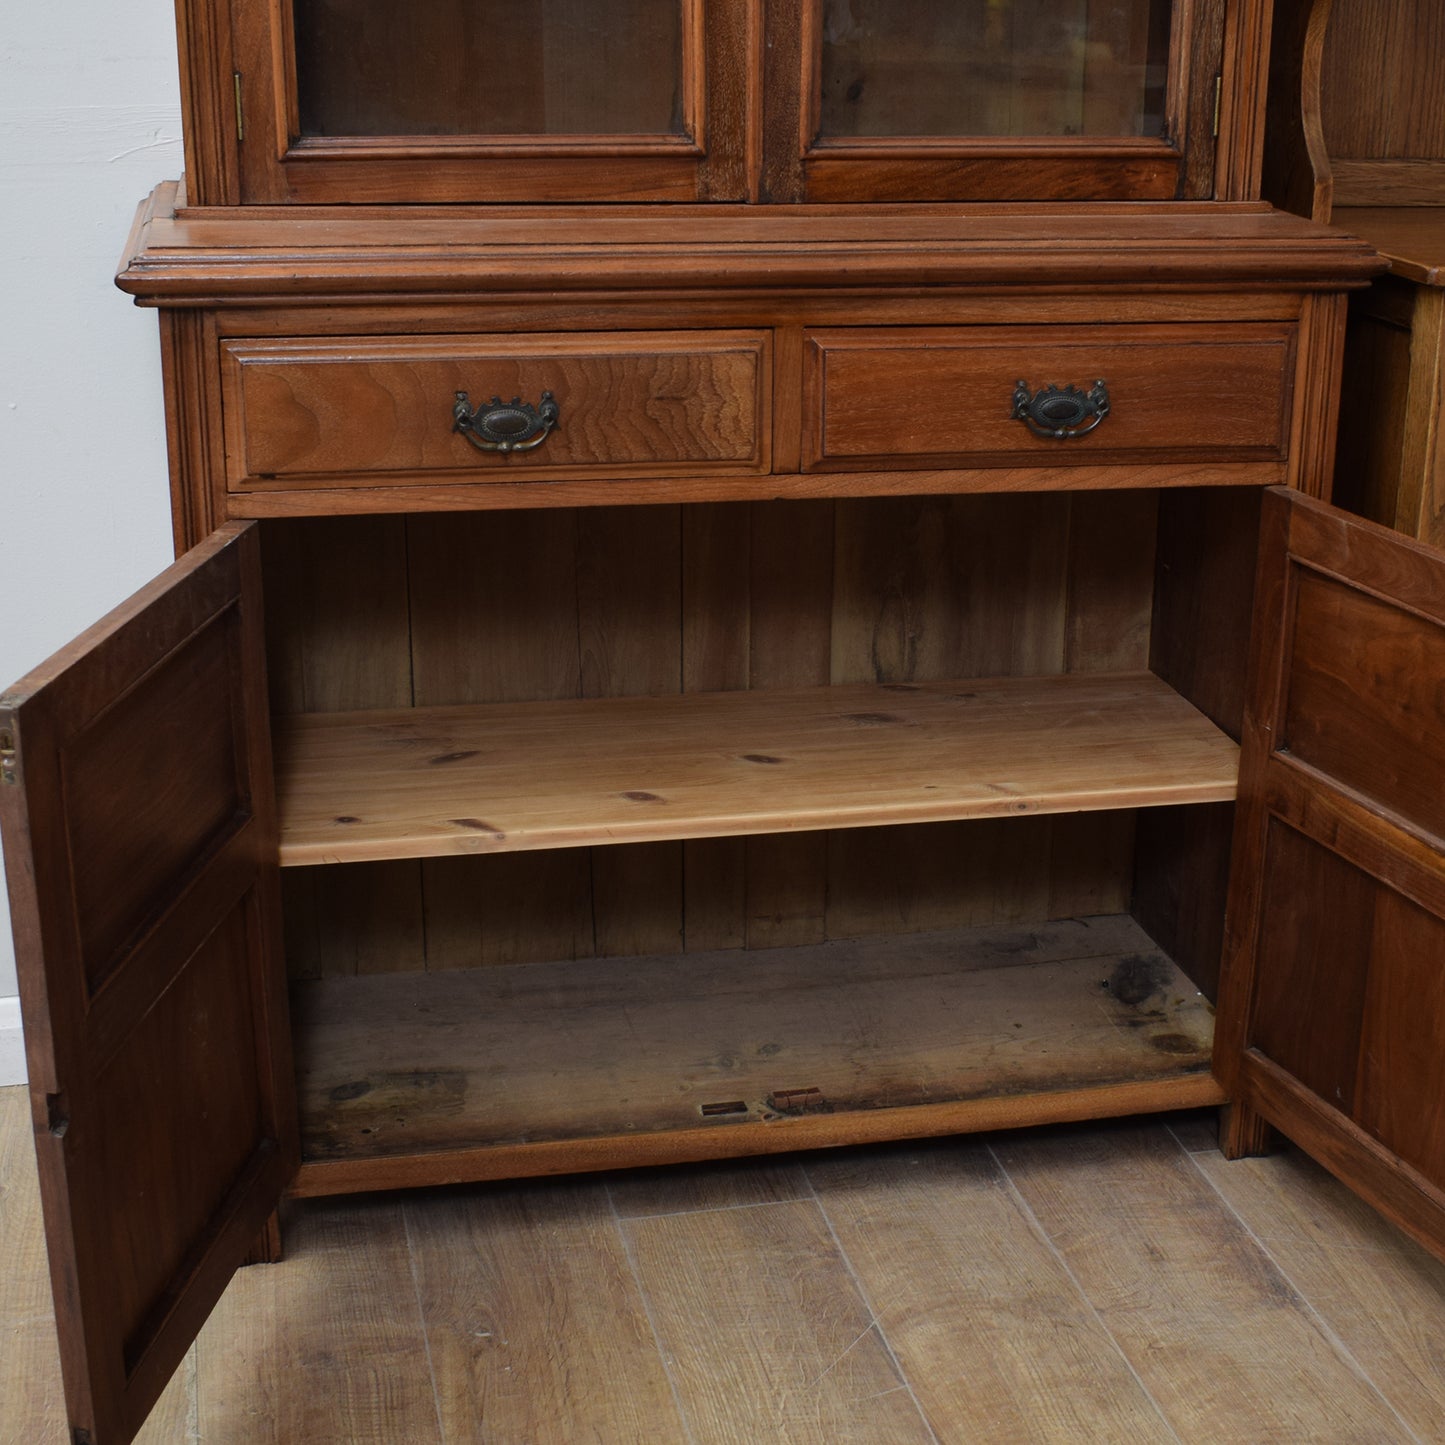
0;0;184;1082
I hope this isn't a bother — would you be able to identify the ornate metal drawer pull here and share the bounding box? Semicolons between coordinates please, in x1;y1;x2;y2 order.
1012;379;1110;440
453;390;560;453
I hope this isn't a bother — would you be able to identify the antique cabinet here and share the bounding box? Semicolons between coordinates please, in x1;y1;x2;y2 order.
5;5;1445;1443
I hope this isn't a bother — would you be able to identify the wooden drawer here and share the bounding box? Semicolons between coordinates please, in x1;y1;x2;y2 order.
220;332;770;490
803;324;1296;471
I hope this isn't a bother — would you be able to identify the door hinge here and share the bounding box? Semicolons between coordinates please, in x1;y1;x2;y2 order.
0;728;17;786
1212;74;1223;139
234;72;245;142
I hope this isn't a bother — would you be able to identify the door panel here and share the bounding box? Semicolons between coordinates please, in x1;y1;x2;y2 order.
0;523;294;1445
1217;488;1445;1260
763;0;1224;202
225;0;748;204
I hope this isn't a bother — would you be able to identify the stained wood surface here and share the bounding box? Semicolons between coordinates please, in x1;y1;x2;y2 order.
1334;207;1445;285
1195;1143;1445;1443
807;1145;1175;1441
994;1122;1415;1439
1322;0;1445;165
805;323;1294;469
262;497;1154;976
118;188;1384;300
221;332;769;487
290;916;1217;1174
190;1198;442;1443
13;1087;1443;1443
406;1182;684;1441
624;1200;932;1443
275;672;1237;865
0;524;295;1445
1217;488;1445;1264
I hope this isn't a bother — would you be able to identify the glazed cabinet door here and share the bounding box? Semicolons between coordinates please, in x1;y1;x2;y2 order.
762;0;1226;201
204;0;750;203
1217;488;1445;1260
0;523;294;1445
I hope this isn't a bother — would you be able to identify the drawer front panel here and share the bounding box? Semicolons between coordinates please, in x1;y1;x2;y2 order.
804;324;1295;470
221;332;770;488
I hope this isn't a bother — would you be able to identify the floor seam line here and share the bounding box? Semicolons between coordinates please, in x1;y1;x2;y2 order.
605;1179;700;1445
801;1162;943;1445
986;1139;1187;1445
1182;1145;1425;1444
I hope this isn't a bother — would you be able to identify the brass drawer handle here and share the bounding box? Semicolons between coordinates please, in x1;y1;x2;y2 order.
1012;379;1110;440
453;390;560;453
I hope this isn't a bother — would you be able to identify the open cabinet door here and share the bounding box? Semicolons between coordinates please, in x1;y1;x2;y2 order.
0;523;295;1445
1217;488;1445;1260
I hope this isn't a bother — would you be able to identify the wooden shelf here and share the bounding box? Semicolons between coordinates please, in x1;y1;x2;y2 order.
1333;207;1445;287
290;915;1224;1196
274;671;1240;866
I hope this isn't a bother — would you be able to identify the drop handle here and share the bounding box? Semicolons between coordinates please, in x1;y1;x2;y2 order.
454;390;560;453
1012;379;1110;440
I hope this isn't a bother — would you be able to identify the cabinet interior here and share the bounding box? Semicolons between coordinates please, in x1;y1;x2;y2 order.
258;486;1260;1193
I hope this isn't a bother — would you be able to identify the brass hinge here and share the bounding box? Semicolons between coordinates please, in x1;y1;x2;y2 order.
1212;74;1223;139
234;72;245;142
0;729;17;786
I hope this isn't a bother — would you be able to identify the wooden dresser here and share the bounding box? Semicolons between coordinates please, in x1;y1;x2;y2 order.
4;6;1445;1442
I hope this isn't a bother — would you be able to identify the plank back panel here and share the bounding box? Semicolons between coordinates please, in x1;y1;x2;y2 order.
1322;0;1445;161
261;492;1163;978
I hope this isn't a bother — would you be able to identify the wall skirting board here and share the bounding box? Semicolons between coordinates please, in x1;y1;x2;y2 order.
0;997;24;1086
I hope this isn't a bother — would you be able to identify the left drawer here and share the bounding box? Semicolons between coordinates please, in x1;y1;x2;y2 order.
220;332;771;491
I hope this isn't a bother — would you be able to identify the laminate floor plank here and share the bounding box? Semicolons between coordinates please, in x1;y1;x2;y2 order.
993;1122;1415;1443
5;1086;1444;1445
607;1155;812;1218
405;1181;685;1445
191;1196;442;1445
1194;1144;1445;1443
806;1139;1174;1443
622;1199;936;1444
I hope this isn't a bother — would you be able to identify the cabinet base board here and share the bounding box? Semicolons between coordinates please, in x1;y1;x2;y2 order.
290;1072;1226;1198
289;915;1224;1197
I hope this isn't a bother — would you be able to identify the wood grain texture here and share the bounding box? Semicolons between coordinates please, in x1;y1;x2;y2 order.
120;194;1384;302
1196;1143;1445;1444
0;525;295;1445
805;324;1295;470
273;673;1240;865
13;1088;1445;1444
221;333;770;489
622;1200;933;1443
607;1153;811;1219
1322;0;1445;164
995;1122;1411;1440
405;1181;685;1444
1282;567;1445;839
289;917;1218;1174
191;1198;441;1444
808;1141;1172;1442
1334;208;1445;286
1217;489;1445;1262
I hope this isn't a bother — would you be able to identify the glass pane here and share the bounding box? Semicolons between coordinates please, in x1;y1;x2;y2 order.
820;0;1172;139
293;0;685;138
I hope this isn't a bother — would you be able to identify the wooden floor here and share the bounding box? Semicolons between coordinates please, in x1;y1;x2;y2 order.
4;1087;1445;1443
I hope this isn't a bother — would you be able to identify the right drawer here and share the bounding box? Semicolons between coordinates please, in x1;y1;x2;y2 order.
803;323;1296;471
